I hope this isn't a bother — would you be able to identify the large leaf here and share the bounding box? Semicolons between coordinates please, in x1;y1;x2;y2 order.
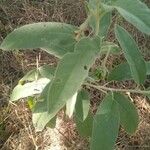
75;112;93;137
91;93;120;150
108;61;150;81
75;89;90;121
114;92;139;134
47;37;100;115
10;78;50;101
115;25;146;84
112;0;150;35
0;22;77;58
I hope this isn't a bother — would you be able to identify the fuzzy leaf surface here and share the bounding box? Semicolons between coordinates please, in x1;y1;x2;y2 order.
115;25;146;84
113;0;150;35
91;93;120;150
47;37;100;118
114;92;139;134
0;22;77;58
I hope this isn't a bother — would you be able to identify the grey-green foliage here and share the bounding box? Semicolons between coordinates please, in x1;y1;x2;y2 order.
115;25;146;84
91;93;120;150
112;0;150;35
10;65;55;101
75;90;90;121
108;61;150;81
0;22;77;58
46;37;100;114
114;92;139;134
0;0;150;149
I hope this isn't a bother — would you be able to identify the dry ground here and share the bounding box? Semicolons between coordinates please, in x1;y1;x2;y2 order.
0;0;150;150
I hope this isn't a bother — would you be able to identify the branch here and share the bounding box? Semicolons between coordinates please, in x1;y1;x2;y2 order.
84;83;150;95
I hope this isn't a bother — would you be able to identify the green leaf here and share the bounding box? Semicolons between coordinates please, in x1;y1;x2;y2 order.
47;37;100;116
66;93;78;118
112;0;150;35
20;69;39;82
27;97;36;109
101;41;121;54
10;78;50;101
11;65;56;101
108;61;150;81
0;22;77;58
32;99;56;131
38;65;56;79
75;112;93;137
74;89;92;137
91;93;120;150
114;92;139;134
32;83;56;131
108;62;132;81
46;116;57;129
88;12;111;38
20;65;55;82
75;89;90;121
99;12;112;38
147;62;150;75
115;25;146;84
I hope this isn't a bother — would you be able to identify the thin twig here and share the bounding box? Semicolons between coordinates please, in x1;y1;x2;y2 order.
84;83;150;95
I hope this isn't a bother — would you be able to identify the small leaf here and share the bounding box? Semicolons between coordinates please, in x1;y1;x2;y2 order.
32;100;56;131
99;12;112;38
11;65;56;102
20;65;55;82
46;116;57;129
88;12;112;38
0;22;77;58
91;93;120;150
75;89;90;121
38;65;56;79
66;93;78;118
114;92;139;134
108;61;150;81
20;69;39;82
32;83;56;131
47;37;100;116
75;112;93;137
108;62;132;81
10;78;50;101
112;0;150;34
27;97;36;109
101;41;121;54
115;25;146;84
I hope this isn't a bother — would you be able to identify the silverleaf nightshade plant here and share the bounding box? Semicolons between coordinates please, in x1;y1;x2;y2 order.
0;0;150;149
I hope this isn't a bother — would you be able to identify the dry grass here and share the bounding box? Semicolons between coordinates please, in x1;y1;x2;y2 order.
0;0;150;150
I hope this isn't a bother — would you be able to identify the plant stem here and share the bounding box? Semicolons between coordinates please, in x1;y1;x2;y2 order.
84;83;150;95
